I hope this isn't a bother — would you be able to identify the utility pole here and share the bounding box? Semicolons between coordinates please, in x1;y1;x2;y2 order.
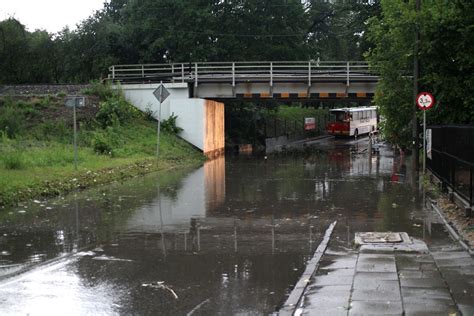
412;0;421;171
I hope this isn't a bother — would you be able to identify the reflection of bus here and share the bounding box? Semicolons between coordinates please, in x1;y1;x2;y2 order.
326;106;377;137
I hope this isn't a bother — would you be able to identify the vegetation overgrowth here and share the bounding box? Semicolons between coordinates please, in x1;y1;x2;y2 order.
0;85;204;207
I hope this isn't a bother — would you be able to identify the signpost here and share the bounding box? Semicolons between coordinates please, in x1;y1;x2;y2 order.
416;92;435;174
153;83;170;157
65;96;85;170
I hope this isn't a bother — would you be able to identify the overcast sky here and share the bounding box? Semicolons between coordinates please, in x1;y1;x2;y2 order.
0;0;107;33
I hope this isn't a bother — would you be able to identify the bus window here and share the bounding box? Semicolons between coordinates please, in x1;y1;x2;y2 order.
353;112;359;120
368;111;372;119
333;111;347;122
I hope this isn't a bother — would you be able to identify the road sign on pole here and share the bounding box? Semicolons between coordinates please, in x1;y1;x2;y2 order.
416;92;435;174
153;84;170;103
153;83;170;157
65;96;85;170
416;92;435;111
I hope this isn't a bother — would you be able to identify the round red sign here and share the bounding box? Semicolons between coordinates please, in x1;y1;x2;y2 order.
416;92;435;111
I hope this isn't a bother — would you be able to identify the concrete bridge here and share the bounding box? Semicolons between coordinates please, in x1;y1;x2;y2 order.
110;61;378;155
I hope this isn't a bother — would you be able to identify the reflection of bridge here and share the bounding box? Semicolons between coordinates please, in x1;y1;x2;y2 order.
110;61;378;101
111;61;379;154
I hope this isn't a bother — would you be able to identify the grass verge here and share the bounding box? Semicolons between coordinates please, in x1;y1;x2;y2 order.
0;86;205;207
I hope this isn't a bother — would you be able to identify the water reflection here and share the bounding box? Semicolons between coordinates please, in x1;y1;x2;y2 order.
0;141;456;315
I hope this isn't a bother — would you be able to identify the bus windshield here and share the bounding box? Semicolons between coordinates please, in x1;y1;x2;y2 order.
331;111;349;122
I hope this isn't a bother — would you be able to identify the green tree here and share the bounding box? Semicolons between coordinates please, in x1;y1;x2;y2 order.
366;0;473;148
0;18;30;83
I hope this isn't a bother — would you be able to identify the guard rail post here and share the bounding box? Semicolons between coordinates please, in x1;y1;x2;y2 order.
346;62;350;87
195;63;198;88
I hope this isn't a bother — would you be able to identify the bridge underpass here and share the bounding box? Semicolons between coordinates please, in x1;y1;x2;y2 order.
110;61;378;155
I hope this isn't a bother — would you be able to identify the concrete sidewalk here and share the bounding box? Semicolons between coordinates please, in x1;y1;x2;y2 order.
295;240;473;315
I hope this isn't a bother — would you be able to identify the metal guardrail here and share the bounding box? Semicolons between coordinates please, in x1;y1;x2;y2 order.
108;61;378;86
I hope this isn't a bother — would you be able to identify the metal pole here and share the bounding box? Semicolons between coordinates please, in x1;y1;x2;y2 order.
157;81;163;158
232;62;235;87
308;61;311;87
423;110;426;174
73;100;78;170
270;62;273;87
195;63;198;88
346;61;350;87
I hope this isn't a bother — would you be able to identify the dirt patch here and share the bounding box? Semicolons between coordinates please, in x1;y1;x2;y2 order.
436;197;474;248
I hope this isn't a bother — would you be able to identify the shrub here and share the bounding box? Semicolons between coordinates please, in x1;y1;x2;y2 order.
0;106;25;138
161;114;183;134
82;80;115;100
95;95;138;128
35;120;71;142
91;127;122;155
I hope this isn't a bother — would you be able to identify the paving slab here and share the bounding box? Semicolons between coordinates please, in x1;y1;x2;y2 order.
305;284;352;295
311;274;353;286
352;279;399;291
401;287;452;300
351;286;402;302
430;251;472;260
315;267;355;277
304;293;350;309
398;269;442;279
348;300;403;316
319;255;358;270
435;257;474;268
400;277;447;288
403;297;458;316
287;235;473;316
356;261;397;273
300;306;348;316
353;272;398;282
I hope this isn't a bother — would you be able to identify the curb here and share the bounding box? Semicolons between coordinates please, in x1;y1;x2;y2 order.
430;200;474;256
278;220;338;315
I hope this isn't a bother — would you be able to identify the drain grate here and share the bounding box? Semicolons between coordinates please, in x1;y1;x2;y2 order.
355;232;411;245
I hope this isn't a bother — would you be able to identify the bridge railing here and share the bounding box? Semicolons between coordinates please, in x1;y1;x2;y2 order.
108;61;377;85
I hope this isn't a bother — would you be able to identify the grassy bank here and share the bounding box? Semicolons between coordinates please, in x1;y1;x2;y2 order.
0;86;204;207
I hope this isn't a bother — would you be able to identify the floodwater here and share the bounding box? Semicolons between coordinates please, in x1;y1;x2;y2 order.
0;137;453;315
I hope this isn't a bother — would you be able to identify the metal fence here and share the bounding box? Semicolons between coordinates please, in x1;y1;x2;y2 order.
108;61;378;86
427;125;474;207
264;115;328;139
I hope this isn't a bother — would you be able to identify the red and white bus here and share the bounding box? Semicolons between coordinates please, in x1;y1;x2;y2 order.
326;106;377;137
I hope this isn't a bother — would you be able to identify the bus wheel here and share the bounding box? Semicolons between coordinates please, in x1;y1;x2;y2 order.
354;129;358;138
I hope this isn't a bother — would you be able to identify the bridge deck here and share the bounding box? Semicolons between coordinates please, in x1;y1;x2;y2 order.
111;61;378;101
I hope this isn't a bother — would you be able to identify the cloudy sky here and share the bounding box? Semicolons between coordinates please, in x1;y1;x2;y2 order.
0;0;107;33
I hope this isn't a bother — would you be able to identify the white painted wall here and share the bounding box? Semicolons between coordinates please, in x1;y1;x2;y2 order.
120;83;206;151
170;98;205;150
121;83;188;121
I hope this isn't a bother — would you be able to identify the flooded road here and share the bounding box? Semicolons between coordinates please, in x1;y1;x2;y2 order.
0;137;455;315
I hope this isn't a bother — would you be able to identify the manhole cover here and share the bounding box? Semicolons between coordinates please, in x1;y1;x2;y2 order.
355;232;411;245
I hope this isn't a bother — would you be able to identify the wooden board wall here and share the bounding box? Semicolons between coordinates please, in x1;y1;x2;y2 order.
204;100;225;156
204;156;226;211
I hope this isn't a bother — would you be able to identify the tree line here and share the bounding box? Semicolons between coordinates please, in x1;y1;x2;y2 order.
0;0;379;83
0;0;472;147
